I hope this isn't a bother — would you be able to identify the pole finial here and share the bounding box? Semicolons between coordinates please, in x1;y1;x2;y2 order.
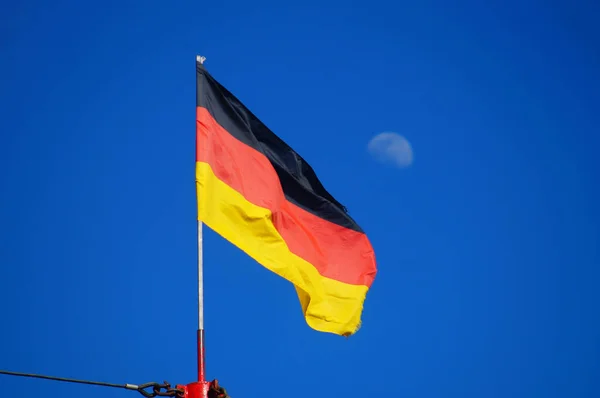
196;55;206;64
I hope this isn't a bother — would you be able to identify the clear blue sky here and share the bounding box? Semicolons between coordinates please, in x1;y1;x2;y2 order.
1;0;599;397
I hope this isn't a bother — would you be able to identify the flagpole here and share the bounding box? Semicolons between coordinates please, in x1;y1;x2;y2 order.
197;221;205;382
196;54;207;384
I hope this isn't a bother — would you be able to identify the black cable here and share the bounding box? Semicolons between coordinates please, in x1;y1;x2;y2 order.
0;369;135;389
0;370;182;397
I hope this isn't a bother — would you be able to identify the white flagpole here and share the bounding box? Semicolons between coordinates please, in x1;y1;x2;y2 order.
196;54;207;383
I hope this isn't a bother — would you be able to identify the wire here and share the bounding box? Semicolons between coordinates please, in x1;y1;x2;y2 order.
0;370;182;397
0;369;136;390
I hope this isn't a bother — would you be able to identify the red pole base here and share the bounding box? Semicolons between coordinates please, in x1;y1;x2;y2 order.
176;380;212;398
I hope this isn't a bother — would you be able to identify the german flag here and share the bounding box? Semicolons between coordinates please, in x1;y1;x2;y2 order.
195;60;377;336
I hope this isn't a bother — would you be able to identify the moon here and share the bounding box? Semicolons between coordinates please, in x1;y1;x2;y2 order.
367;132;414;168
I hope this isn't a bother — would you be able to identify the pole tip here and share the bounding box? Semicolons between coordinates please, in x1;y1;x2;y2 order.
196;55;206;64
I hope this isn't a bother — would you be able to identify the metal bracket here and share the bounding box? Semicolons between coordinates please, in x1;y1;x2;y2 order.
176;381;211;398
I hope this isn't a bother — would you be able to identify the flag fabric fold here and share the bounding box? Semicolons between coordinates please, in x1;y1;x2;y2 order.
195;61;377;336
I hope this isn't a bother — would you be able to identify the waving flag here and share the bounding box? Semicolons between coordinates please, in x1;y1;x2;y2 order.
195;61;377;336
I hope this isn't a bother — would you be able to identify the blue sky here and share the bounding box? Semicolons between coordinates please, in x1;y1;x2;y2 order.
1;0;599;397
